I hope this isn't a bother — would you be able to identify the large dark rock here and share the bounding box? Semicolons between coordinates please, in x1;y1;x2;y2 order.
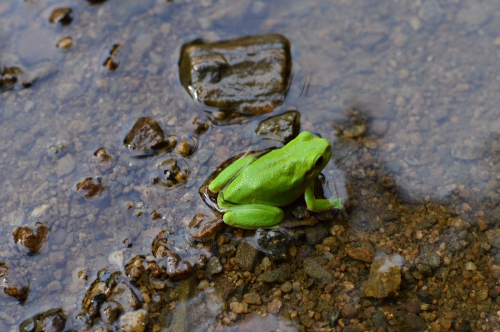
179;34;291;116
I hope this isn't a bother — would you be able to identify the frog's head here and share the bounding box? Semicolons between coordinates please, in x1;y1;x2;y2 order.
294;131;332;182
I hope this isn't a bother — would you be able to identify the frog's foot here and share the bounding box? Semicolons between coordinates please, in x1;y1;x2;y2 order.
223;204;284;230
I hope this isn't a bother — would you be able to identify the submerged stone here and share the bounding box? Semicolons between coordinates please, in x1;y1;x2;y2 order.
103;44;122;71
0;263;30;301
255;110;301;143
119;309;148;332
152;230;210;281
303;257;334;284
124;117;176;157
13;222;49;255
179;34;291;116
150;158;189;188
19;308;66;332
76;177;107;200
0;54;54;92
49;8;73;25
255;228;290;260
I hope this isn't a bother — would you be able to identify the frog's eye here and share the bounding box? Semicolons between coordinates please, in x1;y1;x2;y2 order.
315;156;324;168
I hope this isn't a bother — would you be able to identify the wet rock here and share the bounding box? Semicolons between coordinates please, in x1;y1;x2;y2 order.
150;158;189;188
235;241;260;271
408;17;422;31
108;283;141;312
175;138;197;157
92;147;114;171
291;205;310;220
184;116;210;136
362;252;404;298
77;269;122;325
13;222;49;255
103;44;122;71
19;308;66;332
305;224;328;245
168;277;197;331
256;228;290;260
456;1;489;26
230;301;249;314
119;309;148;332
100;301;120;324
47;139;71;159
255;110;300;143
323;309;340;327
218;244;236;256
422;253;441;270
49;8;73;25
418;0;443;24
206;256;222;274
280;281;293;293
341;303;358;318
76;177;107;200
243;292;261;305
267;298;282;314
303;257;334;284
485;229;500;248
179;34;291;116
343;124;366;138
345;95;392;119
164;250;193;281
87;0;109;5
55;154;75;177
56;37;72;49
346;243;374;263
151;230;207;281
189;214;224;240
0;54;54;92
205;287;226;315
372;119;388;136
256;263;290;283
125;256;165;282
0;263;29;301
124;117;176;157
451;142;484;160
395;312;426;332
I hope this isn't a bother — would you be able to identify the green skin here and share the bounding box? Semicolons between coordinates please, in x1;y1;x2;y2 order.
208;131;344;229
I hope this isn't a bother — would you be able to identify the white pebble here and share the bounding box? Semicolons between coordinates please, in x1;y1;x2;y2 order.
108;250;124;268
465;262;477;271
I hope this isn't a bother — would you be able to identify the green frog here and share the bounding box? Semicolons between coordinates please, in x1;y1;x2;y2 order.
208;131;343;229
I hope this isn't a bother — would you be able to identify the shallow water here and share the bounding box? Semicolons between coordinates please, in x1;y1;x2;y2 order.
1;0;500;331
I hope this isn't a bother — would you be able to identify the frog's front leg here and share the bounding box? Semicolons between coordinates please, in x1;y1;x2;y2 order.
208;156;256;193
304;182;344;211
221;199;284;230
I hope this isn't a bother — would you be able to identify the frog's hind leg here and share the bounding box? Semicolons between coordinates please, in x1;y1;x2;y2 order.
223;204;284;230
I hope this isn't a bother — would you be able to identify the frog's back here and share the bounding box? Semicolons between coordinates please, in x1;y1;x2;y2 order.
222;149;311;207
